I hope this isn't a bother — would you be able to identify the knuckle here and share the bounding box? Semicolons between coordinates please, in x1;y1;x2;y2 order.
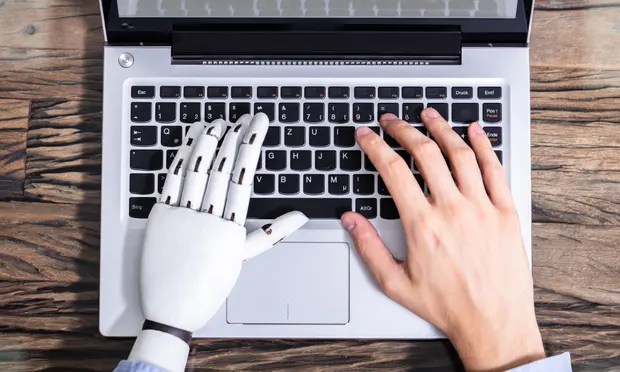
378;275;401;297
385;154;408;174
417;139;440;158
453;146;477;165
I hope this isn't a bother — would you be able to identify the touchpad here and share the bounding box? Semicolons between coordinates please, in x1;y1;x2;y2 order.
227;242;350;325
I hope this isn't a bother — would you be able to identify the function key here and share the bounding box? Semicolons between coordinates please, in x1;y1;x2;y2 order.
426;87;447;99
452;87;473;99
281;86;302;99
184;86;205;98
378;87;399;99
160;86;181;98
478;87;502;99
402;86;423;99
129;197;157;219
257;86;278;99
355;86;376;99
329;86;350;99
231;86;252;98
484;127;502;147
483;103;502;123
207;86;229;99
131;86;155;99
305;86;326;99
131;102;152;123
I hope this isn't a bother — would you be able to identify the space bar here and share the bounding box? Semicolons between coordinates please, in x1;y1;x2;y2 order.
248;198;352;219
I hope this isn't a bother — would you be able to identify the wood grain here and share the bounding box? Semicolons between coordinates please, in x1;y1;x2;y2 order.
0;100;29;197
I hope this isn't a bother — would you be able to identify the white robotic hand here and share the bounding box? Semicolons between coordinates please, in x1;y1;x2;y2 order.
128;113;308;372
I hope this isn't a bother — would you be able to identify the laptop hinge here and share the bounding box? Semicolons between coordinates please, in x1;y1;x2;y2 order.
171;29;461;65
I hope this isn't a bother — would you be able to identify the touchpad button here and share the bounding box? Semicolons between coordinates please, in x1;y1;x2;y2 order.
227;242;350;324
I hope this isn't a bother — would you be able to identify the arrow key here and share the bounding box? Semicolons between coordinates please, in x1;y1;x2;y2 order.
130;126;157;146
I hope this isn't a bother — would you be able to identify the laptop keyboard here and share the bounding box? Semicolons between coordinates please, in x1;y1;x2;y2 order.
127;83;504;220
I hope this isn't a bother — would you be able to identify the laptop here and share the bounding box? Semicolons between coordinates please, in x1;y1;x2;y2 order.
99;0;534;339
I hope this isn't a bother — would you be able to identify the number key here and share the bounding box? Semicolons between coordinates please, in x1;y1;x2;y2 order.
329;103;349;124
229;102;251;123
204;103;226;123
180;103;200;123
353;103;374;123
279;103;300;123
304;103;324;123
156;102;176;123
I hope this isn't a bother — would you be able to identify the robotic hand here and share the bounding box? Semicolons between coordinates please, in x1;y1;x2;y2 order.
127;113;308;372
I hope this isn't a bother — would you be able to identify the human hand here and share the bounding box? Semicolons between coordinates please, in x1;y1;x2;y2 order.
342;109;544;371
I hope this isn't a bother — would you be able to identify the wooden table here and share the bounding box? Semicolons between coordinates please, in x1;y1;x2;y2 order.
1;1;619;370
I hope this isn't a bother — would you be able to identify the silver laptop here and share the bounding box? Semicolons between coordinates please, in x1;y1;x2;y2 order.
99;0;534;339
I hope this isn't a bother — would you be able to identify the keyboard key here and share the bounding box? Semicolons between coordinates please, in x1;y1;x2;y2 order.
452;87;473;99
155;103;176;123
161;126;183;147
356;198;377;219
180;103;200;123
131;102;152;123
365;154;376;171
279;103;300;123
290;150;311;171
130;126;157;146
205;103;226;122
284;126;305;146
426;87;447;99
452;126;470;145
305;86;326;99
378;176;389;195
353;103;374;123
265;150;286;170
166;150;178;169
207;86;228;99
353;174;374;195
309;127;330;147
129;197;157;219
329;86;350;99
303;174;325;195
304;103;325;123
315;150;337;171
355;86;376;99
130;150;163;171
264;126;281;147
383;132;400;148
402;86;423;99
231;86;252;98
184;86;205;98
334;127;356;147
279;174;300;195
380;198;399;219
130;173;155;195
378;87;399;99
484;127;502;147
230;102;251;123
254;174;275;195
248;198;352;219
378;103;399;118
160;86;181;98
132;86;155;98
452;103;479;124
427;103;448;121
495;150;503;164
483;103;502;123
257;86;278;99
328;175;350;195
478;87;502;99
340;150;362;171
158;174;166;193
403;103;423;123
254;103;275;122
396;150;412;166
281;86;302;99
328;103;349;124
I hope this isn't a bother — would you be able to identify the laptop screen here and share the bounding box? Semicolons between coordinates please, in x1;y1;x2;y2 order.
118;0;519;19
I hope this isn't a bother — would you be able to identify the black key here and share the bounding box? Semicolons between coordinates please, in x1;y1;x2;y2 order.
483;103;502;123
264;126;281;147
184;86;205;98
229;102;251;123
130;126;157;146
231;86;252;99
130;150;163;171
383;132;400;148
402;86;423;99
403;103;423;123
180;103;200;123
279;103;300;123
452;103;479;124
355;86;376;99
258;86;278;99
130;173;155;195
427;103;448;121
353;174;374;195
495;150;503;164
380;198;399;219
303;174;325;195
129;197;157;219
254;103;276;122
396;150;412;166
248;198;352;219
378;87;399;99
365;154;376;171
265;150;286;170
426;87;447;99
378;176;389;195
334;127;356;147
478;87;502;99
155;102;176;123
340;150;362;171
257;153;262;170
356;198;377;219
290;150;311;171
484;127;502;147
328;175;350;195
378;103;399;118
161;126;183;147
254;174;275;195
369;126;381;136
207;86;228;99
132;86;155;98
205;103;226;122
452;87;473;99
329;86;350;99
353;103;374;123
284;126;305;147
160;86;181;99
157;173;166;194
304;103;325;123
279;174;300;195
166;150;177;169
131;102;152;123
281;86;302;99
452;126;470;145
315;150;337;171
328;103;349;124
305;86;326;99
309;127;330;147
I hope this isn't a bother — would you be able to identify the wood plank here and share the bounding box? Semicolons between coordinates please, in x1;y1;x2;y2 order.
0;100;29;197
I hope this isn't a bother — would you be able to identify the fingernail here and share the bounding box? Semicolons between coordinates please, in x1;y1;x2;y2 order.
471;122;485;134
380;113;398;122
425;108;440;118
356;126;372;137
342;216;356;232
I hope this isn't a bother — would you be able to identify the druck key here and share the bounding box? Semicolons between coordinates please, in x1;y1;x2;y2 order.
248;198;352;219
